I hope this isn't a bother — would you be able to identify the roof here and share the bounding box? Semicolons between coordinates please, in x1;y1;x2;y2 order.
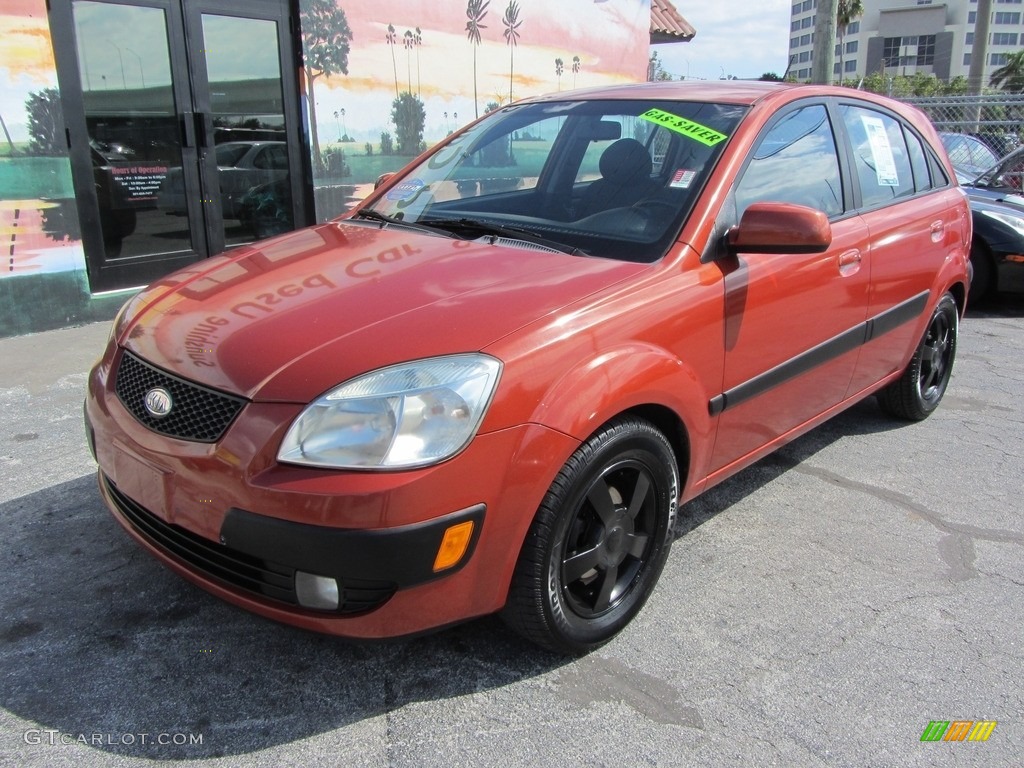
650;0;695;45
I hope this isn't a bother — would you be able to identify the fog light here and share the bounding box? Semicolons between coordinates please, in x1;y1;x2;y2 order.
433;520;474;572
295;571;339;610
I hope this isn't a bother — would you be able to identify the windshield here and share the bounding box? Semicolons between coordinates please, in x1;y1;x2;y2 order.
974;145;1024;191
360;98;746;261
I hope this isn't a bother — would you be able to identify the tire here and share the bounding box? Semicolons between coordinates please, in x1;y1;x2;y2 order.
969;241;995;303
502;416;679;654
877;292;958;421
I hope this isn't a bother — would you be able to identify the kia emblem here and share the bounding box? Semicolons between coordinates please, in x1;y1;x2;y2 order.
143;387;173;418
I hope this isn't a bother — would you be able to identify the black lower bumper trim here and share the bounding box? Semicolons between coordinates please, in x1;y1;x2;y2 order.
220;503;486;590
102;473;396;614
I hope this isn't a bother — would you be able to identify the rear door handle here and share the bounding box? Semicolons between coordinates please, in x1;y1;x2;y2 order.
930;219;944;243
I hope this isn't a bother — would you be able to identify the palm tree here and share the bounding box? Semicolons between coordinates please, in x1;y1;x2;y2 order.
555;57;564;91
502;1;522;104
572;55;580;89
386;24;399;99
403;29;414;94
837;0;864;85
990;49;1024;92
465;0;489;119
414;27;423;97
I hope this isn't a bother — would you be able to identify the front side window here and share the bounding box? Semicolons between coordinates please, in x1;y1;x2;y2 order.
734;104;843;217
840;105;915;206
361;99;746;262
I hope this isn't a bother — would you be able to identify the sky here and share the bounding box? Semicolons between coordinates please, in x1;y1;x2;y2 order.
652;0;793;82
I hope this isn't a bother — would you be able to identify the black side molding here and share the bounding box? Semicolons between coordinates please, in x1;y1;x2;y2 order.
709;290;930;415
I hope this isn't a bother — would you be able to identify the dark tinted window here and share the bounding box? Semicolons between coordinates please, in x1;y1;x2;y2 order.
841;105;915;206
735;104;843;217
905;130;932;192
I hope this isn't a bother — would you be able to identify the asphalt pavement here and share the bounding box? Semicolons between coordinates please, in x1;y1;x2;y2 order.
1;297;1021;767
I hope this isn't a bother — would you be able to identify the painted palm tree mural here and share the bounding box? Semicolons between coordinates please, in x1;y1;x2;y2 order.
403;29;415;94
291;0;649;220
386;23;400;98
502;0;522;104
299;0;353;172
414;27;423;96
465;0;489;118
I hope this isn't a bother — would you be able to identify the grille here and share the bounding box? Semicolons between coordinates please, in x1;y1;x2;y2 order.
114;351;246;442
103;475;395;615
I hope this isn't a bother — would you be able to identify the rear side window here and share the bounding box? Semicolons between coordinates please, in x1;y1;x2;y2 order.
841;105;915;206
735;104;843;217
905;130;933;192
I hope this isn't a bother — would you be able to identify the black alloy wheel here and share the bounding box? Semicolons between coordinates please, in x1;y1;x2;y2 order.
878;292;959;421
502;416;678;654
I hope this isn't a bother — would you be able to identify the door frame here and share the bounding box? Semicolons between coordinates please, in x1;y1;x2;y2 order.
48;0;311;292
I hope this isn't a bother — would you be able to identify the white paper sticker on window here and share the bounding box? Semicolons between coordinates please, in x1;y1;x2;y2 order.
861;115;899;187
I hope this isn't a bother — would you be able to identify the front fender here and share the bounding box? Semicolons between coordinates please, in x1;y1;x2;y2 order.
527;342;718;497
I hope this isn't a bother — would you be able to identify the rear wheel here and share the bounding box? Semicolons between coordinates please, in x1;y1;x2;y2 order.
969;241;995;303
877;292;958;421
502;416;678;654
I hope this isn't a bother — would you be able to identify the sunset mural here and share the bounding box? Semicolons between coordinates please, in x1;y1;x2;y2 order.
301;0;651;217
0;0;85;296
0;0;652;334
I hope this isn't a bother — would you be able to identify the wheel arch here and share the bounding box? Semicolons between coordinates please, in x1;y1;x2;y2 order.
521;342;710;498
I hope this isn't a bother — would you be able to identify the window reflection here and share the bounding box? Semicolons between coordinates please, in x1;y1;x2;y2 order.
73;1;193;259
202;14;293;244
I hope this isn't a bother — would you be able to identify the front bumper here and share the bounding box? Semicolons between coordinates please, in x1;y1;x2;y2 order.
87;345;579;639
101;472;484;613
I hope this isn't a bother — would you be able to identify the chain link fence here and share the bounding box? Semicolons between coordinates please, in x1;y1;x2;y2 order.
901;94;1024;162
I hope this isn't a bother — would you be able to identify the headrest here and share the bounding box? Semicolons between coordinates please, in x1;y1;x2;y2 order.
599;138;653;185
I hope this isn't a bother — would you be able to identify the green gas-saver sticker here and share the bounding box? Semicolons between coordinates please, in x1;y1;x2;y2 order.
640;108;729;146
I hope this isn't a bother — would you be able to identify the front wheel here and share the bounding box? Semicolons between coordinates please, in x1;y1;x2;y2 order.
877;292;958;421
502;416;678;654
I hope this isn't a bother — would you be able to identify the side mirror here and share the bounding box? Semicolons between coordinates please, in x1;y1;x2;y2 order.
727;202;832;255
374;172;396;190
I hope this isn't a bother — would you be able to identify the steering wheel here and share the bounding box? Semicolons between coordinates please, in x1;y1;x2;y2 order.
629;199;677;229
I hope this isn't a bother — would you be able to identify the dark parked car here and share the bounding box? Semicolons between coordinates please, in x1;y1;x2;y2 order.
940;132;1000;184
87;82;970;654
959;145;1024;299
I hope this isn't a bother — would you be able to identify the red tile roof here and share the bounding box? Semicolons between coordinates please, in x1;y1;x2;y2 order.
651;0;696;44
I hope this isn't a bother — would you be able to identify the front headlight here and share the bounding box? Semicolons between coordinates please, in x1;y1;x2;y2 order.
980;207;1024;237
277;354;502;469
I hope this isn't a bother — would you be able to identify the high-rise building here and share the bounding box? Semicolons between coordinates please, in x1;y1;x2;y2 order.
788;0;1024;83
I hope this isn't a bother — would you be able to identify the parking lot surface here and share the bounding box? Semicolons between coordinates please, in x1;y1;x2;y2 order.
1;298;1021;767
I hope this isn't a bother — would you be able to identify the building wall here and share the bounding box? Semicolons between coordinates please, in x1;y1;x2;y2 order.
303;0;653;222
0;0;652;337
788;0;1024;83
0;0;122;336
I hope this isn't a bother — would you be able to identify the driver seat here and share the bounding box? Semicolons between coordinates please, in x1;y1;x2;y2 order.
578;138;659;218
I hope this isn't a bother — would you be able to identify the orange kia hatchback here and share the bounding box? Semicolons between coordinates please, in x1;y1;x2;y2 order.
86;82;971;653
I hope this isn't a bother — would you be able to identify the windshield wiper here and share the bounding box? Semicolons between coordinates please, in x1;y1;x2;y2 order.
350;209;441;236
421;217;582;255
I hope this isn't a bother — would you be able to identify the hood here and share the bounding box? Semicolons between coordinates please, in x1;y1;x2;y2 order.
119;221;643;401
964;184;1024;211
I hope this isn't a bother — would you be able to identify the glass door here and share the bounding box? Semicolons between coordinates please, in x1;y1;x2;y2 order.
187;4;301;250
49;0;306;292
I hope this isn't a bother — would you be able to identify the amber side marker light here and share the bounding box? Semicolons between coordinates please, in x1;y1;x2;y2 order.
433;521;475;572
